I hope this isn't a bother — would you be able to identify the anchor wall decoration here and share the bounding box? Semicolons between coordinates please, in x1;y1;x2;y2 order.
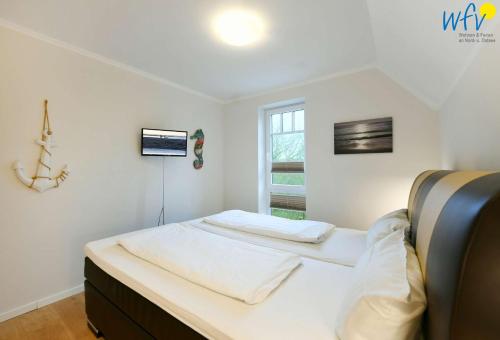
13;100;70;192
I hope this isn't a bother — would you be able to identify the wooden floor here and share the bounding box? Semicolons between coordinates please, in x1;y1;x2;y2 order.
0;293;97;340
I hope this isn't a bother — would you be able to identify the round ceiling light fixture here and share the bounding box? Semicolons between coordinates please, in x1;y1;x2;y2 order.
212;9;265;47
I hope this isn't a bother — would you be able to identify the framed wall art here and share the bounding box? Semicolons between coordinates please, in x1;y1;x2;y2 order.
334;117;393;155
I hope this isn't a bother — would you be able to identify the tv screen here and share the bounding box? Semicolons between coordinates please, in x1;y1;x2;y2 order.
141;128;188;157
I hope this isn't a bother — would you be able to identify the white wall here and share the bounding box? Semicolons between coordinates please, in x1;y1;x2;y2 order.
0;26;224;317
224;69;441;228
440;25;500;170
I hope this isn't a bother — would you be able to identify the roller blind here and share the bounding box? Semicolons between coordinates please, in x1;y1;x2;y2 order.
271;161;304;173
270;193;306;211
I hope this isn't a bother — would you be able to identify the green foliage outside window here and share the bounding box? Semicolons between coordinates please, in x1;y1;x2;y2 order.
272;133;304;162
271;208;306;220
272;173;305;185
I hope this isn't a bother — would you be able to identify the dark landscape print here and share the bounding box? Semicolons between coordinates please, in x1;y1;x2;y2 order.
334;117;393;154
142;129;187;156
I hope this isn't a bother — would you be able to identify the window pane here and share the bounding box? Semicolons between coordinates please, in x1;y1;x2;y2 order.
282;111;293;132
271;208;305;220
271;114;281;134
294;110;304;131
272;132;305;161
272;173;305;185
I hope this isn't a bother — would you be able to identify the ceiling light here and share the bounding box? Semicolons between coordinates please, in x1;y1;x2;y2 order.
212;9;265;47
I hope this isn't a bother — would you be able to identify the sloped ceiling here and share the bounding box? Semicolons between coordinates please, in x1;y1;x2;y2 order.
0;0;376;102
366;0;496;109
0;0;493;106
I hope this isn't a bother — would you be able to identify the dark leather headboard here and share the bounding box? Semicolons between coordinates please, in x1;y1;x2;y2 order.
408;170;500;340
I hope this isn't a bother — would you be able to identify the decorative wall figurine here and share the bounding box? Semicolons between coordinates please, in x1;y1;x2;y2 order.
13;100;70;192
190;129;204;169
334;117;393;155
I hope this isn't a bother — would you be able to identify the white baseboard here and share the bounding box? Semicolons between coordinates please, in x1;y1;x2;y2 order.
0;301;38;323
0;283;84;323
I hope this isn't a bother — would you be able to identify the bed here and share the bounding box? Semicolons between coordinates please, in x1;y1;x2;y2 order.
85;235;351;339
84;170;500;340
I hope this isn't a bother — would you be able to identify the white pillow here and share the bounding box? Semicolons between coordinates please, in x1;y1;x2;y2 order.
366;209;410;248
335;229;426;340
378;208;408;220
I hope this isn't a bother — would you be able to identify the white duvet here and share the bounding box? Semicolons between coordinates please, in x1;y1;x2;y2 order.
187;220;367;267
118;223;302;304
204;210;334;243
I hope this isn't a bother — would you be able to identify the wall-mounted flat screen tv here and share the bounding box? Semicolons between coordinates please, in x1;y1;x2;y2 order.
141;128;188;157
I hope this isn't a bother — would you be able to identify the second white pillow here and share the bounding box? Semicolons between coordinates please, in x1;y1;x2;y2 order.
366;209;410;248
335;229;427;340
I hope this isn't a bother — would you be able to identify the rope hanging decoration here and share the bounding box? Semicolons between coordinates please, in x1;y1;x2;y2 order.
13;100;70;192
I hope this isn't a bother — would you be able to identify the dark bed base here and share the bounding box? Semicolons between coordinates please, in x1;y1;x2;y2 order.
84;257;205;340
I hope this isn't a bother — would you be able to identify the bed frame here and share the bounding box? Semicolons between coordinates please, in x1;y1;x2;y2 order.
85;170;500;340
84;257;204;339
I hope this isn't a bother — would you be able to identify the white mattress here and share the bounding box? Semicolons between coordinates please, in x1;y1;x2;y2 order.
186;219;367;267
85;229;354;340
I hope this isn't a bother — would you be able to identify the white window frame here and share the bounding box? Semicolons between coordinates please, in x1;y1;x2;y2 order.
265;103;306;214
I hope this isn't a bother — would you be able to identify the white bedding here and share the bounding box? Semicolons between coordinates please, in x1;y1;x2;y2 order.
85;229;354;340
204;210;334;243
187;219;367;267
118;224;301;304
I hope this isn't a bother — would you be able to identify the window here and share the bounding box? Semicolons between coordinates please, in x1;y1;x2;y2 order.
265;104;306;220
